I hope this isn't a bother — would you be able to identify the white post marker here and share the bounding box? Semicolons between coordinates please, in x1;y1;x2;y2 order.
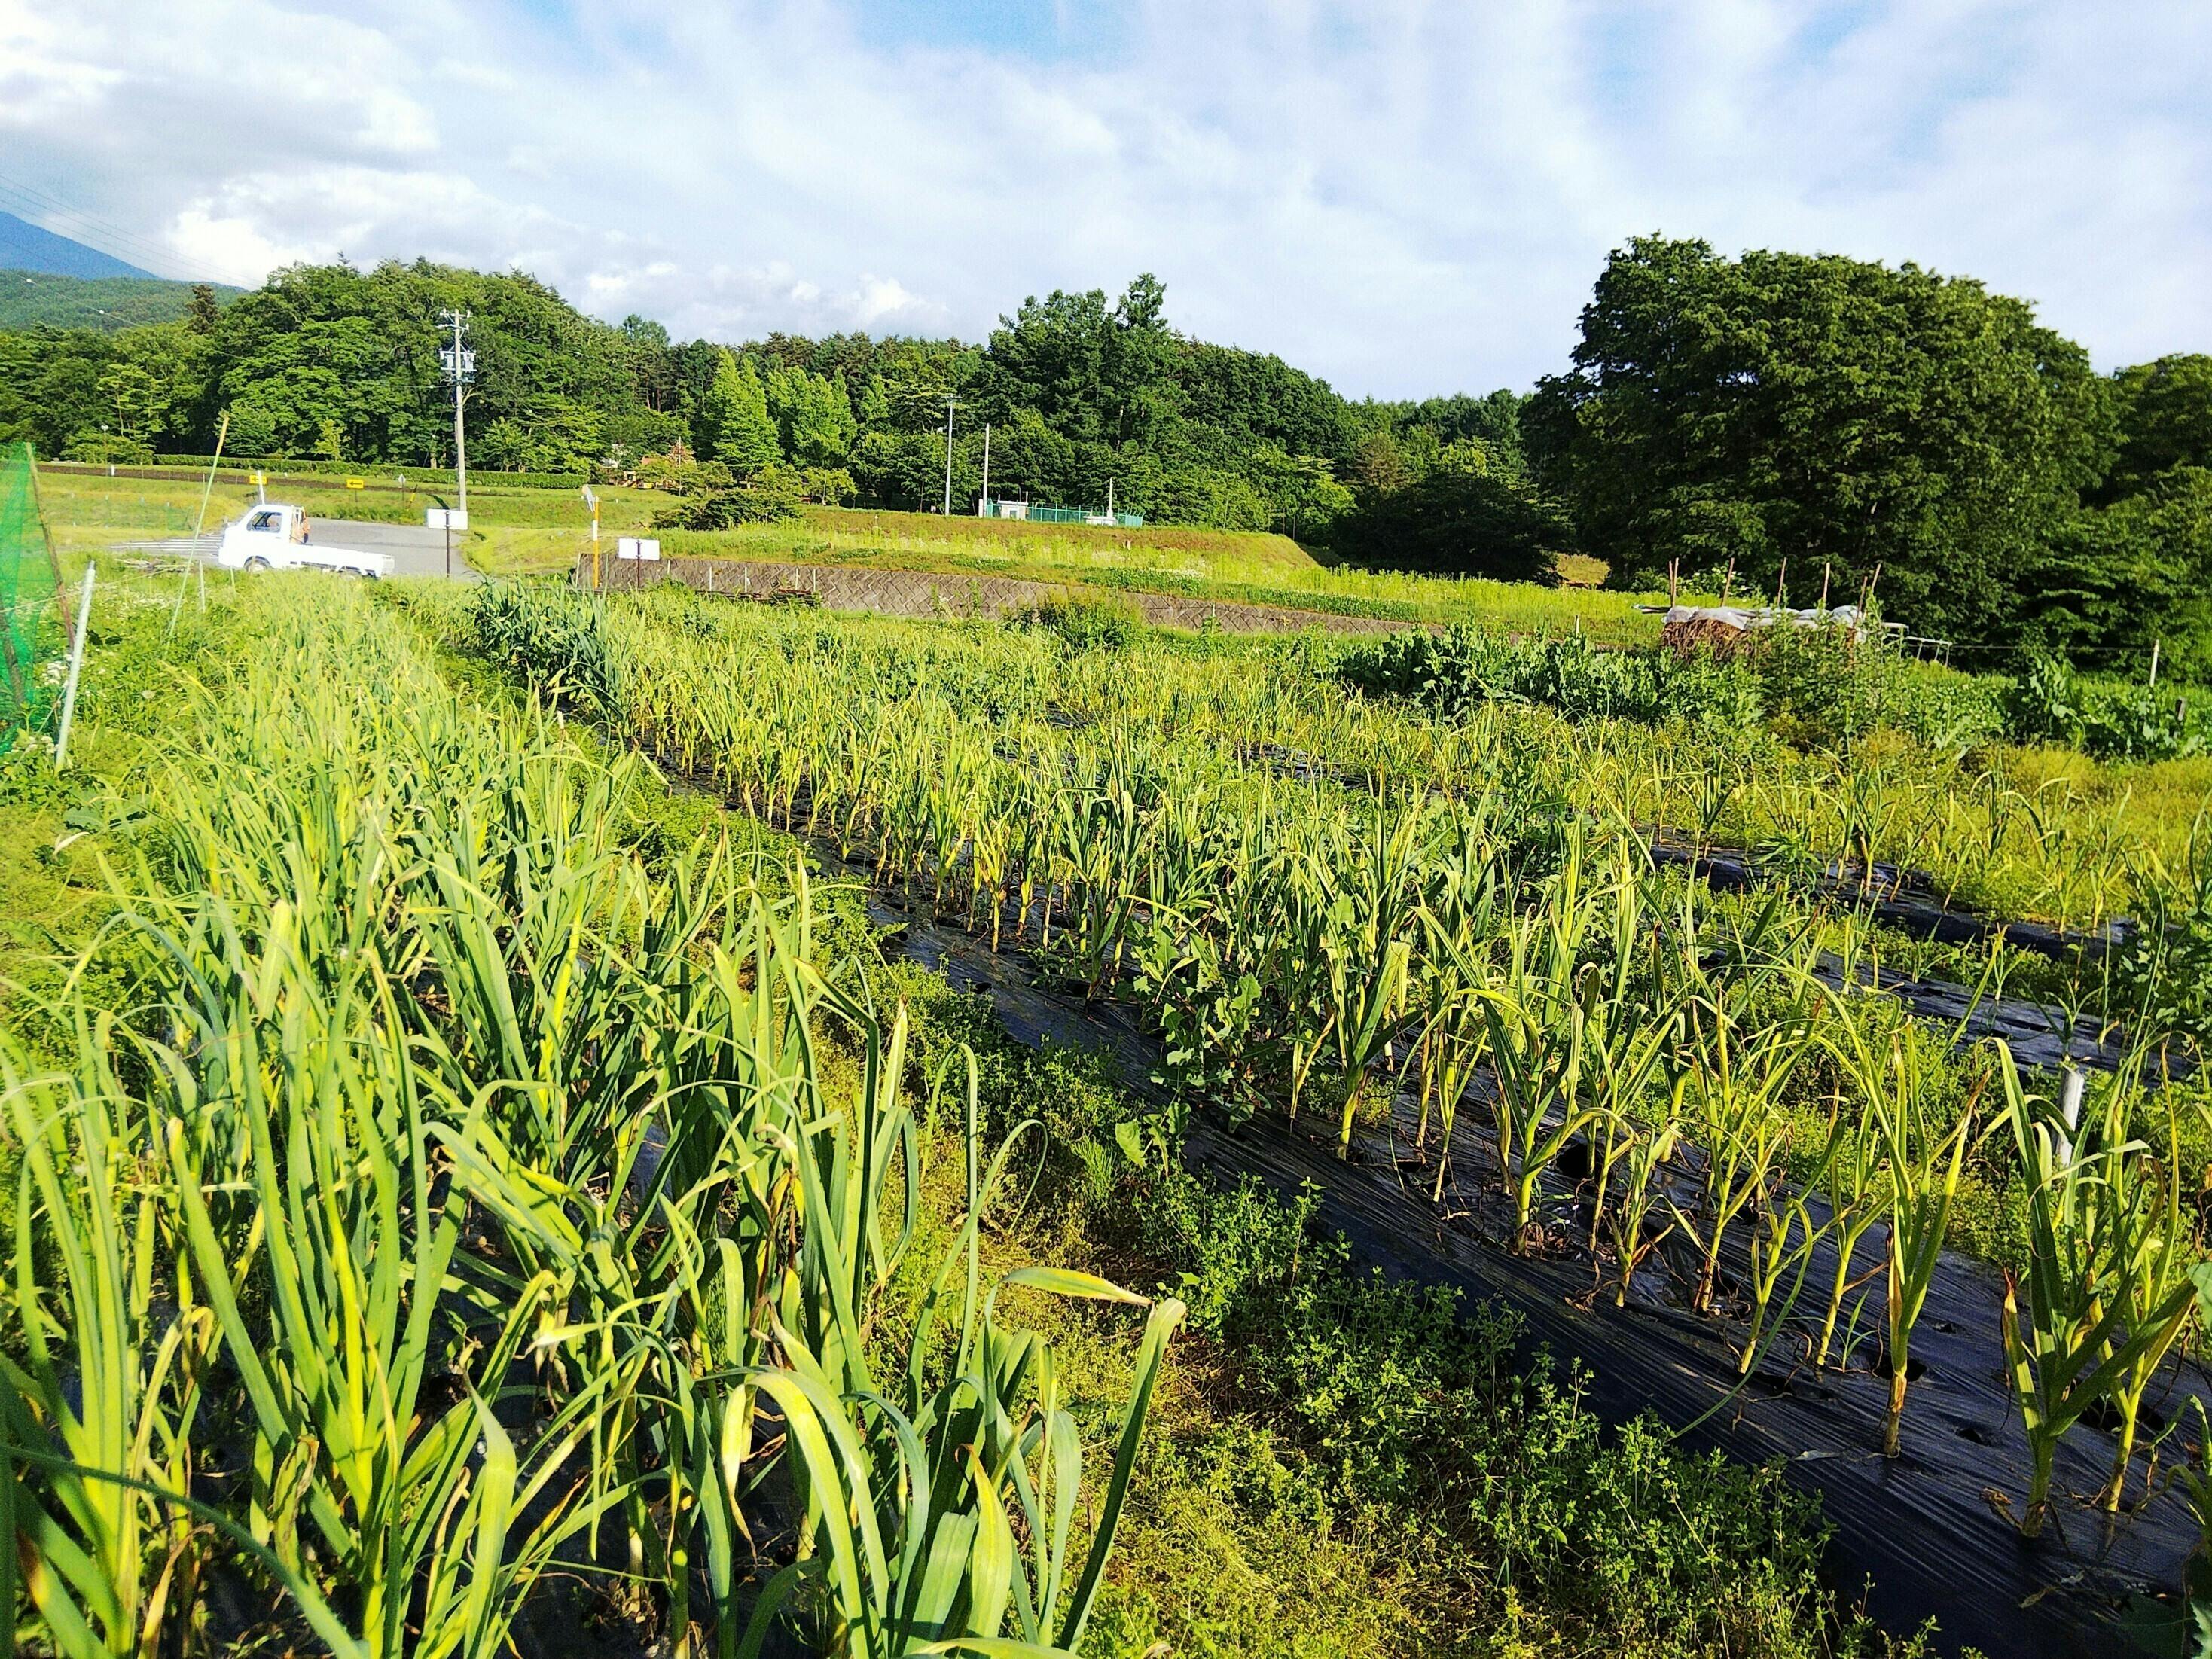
582;484;600;587
2057;1063;2085;1166
979;423;990;515
54;563;96;770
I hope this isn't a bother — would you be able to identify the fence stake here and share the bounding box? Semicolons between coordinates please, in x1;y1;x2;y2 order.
24;446;69;641
54;563;95;769
0;611;23;715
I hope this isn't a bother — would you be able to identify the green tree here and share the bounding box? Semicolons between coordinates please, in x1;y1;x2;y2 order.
1241;444;1354;539
856;372;893;430
185;283;221;335
2022;468;2212;682
767;364;859;466
1526;236;2112;645
1329;439;1567;583
1345;429;1412;501
2102;355;2212;501
699;352;781;472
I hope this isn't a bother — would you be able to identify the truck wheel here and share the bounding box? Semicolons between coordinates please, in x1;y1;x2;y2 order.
243;557;271;572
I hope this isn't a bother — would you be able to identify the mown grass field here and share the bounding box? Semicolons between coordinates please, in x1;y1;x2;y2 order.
39;468;1670;641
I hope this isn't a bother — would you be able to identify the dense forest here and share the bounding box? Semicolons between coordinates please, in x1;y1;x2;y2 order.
0;242;2205;670
0;270;243;332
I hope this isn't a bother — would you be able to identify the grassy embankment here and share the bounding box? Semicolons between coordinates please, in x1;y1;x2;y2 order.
38;468;1670;642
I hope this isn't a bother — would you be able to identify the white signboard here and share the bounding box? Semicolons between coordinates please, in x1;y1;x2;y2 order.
617;536;662;561
426;508;468;531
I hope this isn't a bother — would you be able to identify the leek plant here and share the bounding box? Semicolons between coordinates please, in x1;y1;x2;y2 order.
1828;1023;1979;1459
2;583;1186;1657
1994;1049;2206;1535
0;1016;217;1657
1665;999;1814;1316
1597;1099;1682;1306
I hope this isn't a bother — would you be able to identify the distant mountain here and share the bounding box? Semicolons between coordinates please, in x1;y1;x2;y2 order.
0;209;152;279
0;270;242;331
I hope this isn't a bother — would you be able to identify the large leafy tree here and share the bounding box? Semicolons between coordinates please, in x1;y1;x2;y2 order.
1330;437;1567;582
2101;355;2212;501
1525;236;2111;644
2021;468;2212;681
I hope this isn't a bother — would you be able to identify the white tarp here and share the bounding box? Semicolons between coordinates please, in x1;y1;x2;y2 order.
1662;602;1866;636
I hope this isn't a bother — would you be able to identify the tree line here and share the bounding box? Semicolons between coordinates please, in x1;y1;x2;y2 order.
0;243;2204;672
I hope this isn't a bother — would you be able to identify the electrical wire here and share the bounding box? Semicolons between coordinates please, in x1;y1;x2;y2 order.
0;169;194;281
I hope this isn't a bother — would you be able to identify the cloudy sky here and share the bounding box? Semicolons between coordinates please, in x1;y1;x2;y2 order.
2;0;2206;396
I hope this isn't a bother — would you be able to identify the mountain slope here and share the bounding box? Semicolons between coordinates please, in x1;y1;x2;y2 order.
0;209;152;279
0;270;240;331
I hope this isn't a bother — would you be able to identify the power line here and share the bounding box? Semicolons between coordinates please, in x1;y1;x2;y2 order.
0;169;195;280
0;170;186;273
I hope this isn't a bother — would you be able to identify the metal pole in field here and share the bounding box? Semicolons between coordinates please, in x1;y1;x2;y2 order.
444;511;452;579
2149;638;2161;688
979;423;990;515
54;563;95;770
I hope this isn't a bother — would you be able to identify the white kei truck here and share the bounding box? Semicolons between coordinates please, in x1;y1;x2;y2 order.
213;504;394;579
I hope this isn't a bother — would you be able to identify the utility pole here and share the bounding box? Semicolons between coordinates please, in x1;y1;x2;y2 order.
941;394;963;516
440;310;475;526
979;423;990;516
1107;477;1115;520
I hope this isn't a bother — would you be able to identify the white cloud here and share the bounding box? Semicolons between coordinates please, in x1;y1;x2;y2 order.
2;0;2207;394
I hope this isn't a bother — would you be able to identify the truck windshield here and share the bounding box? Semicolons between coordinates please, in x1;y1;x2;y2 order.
249;511;281;531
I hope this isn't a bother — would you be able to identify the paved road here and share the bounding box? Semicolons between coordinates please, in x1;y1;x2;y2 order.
308;519;480;581
119;517;480;581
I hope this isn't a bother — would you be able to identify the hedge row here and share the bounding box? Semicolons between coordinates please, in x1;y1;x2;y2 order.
148;455;587;490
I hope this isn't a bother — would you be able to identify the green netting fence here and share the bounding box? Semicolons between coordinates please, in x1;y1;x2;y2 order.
1;442;63;750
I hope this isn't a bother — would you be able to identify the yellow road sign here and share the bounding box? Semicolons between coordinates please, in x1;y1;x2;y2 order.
345;477;365;489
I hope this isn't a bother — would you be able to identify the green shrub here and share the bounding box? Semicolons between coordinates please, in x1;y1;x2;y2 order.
1018;594;1141;652
2009;655;2211;761
1338;622;2016;752
1337;626;1762;733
